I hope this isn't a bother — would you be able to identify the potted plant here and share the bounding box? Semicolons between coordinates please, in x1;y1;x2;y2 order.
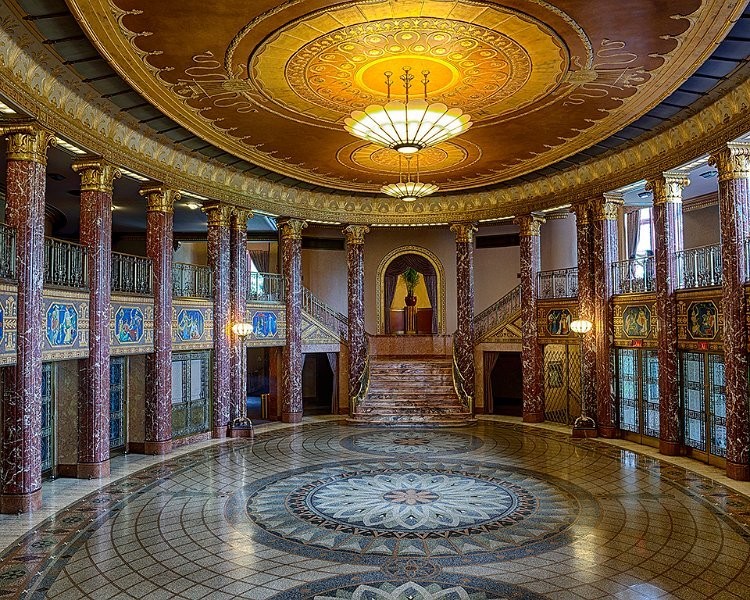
401;267;420;306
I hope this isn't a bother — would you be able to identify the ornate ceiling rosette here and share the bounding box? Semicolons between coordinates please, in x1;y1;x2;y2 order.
65;0;740;197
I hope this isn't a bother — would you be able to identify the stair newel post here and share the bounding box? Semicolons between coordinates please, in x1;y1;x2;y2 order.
343;224;370;413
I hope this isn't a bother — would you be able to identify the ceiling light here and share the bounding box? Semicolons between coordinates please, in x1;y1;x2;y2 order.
57;139;87;155
699;170;718;179
638;191;652;199
345;67;472;154
380;154;438;202
120;167;149;182
185;201;202;210
181;190;208;201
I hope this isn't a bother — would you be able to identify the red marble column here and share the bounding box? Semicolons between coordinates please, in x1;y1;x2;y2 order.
230;208;252;426
515;214;546;422
710;143;750;481
592;193;623;438
343;225;369;412
450;223;477;409
204;202;232;438
0;123;53;513
72;158;121;478
572;202;596;434
139;185;179;455
649;172;689;456
278;218;307;423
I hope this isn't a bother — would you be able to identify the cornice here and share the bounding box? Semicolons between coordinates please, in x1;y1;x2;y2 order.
0;4;749;225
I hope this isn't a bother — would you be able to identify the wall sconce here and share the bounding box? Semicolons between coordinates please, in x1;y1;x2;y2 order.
232;322;254;337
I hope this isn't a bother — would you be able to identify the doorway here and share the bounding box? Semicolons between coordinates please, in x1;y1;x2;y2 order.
246;347;269;420
485;352;522;415
302;353;334;415
616;348;660;445
543;344;582;425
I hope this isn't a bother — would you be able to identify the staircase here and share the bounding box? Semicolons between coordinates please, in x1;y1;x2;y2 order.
348;355;475;426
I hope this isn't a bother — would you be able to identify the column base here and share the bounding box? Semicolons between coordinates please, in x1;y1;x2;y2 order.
141;440;172;455
1;489;42;514
572;426;598;439
726;460;750;481
597;425;619;439
229;425;254;438
76;460;110;479
212;426;229;439
522;411;544;423
282;412;303;424
659;440;681;456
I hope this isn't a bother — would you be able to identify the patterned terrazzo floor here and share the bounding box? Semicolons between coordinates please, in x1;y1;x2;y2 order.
1;419;750;599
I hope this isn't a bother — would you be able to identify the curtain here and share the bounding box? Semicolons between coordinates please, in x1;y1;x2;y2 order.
326;352;338;413
249;250;270;273
626;210;640;259
483;352;500;410
383;253;438;333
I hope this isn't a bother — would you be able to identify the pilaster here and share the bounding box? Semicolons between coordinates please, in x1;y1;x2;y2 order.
343;225;369;411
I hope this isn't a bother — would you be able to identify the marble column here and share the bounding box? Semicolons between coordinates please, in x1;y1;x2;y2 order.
72;158;121;478
0;123;53;513
515;214;546;423
204;202;232;438
710;143;750;481
450;222;477;409
278;218;307;423
343;225;369;409
230;208;252;424
649;172;689;456
592;193;624;438
139;185;179;455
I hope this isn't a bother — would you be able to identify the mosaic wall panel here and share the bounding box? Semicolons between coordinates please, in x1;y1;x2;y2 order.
536;300;577;344
42;291;89;361
173;300;213;350
245;302;285;348
677;289;723;352
613;295;658;348
110;295;154;356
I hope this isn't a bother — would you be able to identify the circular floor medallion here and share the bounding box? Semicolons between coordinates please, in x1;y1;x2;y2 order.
340;430;484;456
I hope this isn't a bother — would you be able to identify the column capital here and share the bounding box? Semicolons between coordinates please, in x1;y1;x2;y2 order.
646;171;690;206
0;121;55;165
709;142;750;182
595;192;624;221
571;201;592;226
514;214;545;236
202;201;233;227
343;224;370;245
449;222;478;243
72;158;121;193
231;207;253;230
139;184;180;213
277;218;308;240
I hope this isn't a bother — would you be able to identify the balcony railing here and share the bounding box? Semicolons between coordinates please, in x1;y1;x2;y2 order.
44;237;88;289
612;256;655;295
172;262;212;298
474;285;522;341
111;252;153;295
538;267;578;299
676;244;722;289
248;271;284;303
0;223;16;280
302;286;348;339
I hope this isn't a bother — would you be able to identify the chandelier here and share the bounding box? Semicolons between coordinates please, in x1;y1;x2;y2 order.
381;154;438;202
345;67;472;154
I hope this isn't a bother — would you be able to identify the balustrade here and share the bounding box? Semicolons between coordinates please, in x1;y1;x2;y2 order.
248;271;284;303
537;267;578;299
44;236;88;288
111;252;153;295
473;285;522;341
302;287;348;339
172;262;213;298
675;244;722;289
612;256;655;295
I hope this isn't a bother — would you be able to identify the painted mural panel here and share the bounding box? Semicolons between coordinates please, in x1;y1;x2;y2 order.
114;307;145;343
622;305;651;338
42;292;89;360
177;309;205;341
546;308;572;336
253;311;278;338
613;295;658;348
110;297;154;356
46;303;78;346
686;301;718;340
173;300;213;350
246;302;285;347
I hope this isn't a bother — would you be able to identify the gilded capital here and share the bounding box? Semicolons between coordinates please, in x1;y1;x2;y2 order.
0;122;55;165
343;224;370;245
139;184;180;214
571;201;591;226
231;207;253;230
72;158;121;193
709;142;750;182
595;192;624;221
449;222;478;243
277;218;308;240
202;201;232;227
646;171;690;206
514;214;545;237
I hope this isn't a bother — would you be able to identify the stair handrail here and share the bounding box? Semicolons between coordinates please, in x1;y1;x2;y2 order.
473;285;522;341
301;286;349;340
451;337;473;413
350;337;371;410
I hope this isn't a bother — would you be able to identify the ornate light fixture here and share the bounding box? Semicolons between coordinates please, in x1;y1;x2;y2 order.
381;155;438;202
345;67;472;154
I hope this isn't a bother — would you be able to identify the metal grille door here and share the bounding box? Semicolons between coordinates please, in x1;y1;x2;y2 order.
616;349;659;441
110;357;126;450
41;363;54;474
172;351;211;438
681;352;726;460
543;344;581;425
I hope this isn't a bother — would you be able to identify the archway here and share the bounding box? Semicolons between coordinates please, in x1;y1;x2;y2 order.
376;246;446;335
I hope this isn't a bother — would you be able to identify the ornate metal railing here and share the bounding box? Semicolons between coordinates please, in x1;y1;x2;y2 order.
302;286;348;339
538;267;578;299
612;256;655;295
172;262;212;298
0;223;16;280
111;252;153;295
452;337;473;413
676;244;722;289
44;237;88;288
473;285;522;341
248;271;284;303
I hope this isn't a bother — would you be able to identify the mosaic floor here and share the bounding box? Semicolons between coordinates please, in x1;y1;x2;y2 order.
2;420;750;599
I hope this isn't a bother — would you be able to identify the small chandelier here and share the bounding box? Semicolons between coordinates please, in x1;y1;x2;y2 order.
381;154;438;202
345;67;472;154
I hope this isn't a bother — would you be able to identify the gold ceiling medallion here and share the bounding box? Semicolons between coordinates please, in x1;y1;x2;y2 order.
381;154;438;202
345;67;472;155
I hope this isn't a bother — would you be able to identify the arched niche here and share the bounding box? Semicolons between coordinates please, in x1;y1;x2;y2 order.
375;246;446;335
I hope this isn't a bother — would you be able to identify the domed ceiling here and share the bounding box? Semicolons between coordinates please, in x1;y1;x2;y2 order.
68;0;739;194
